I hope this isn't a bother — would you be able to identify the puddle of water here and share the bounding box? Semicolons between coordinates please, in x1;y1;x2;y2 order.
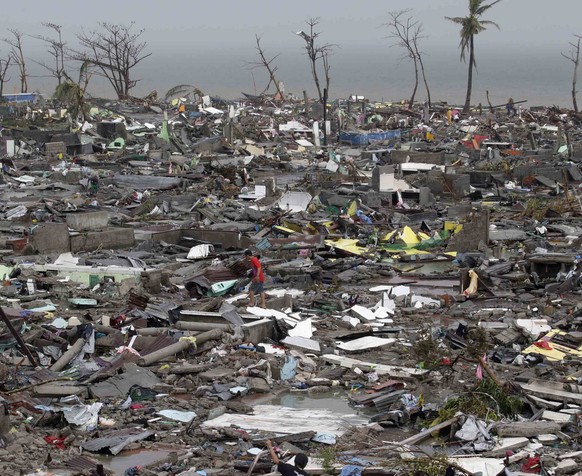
392;261;458;275
255;389;376;418
91;448;171;476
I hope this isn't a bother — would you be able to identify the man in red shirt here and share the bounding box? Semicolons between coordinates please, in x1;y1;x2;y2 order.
245;249;266;308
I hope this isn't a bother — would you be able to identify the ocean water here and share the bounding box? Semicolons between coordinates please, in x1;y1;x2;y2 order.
128;46;572;108
24;45;571;108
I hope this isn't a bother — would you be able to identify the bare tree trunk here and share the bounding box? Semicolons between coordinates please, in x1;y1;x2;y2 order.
417;53;431;108
409;57;419;107
463;35;474;114
0;57;10;97
19;64;27;93
486;90;494;113
310;54;324;104
251;35;284;100
4;31;28;93
573;70;579;113
386;11;427;110
572;40;580;113
34;24;67;88
297;19;334;105
323;51;331;103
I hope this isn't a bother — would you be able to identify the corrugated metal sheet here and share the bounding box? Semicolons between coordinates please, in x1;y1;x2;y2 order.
22;368;60;384
83;350;141;384
84;336;173;384
81;429;153;455
65;455;100;472
141;334;177;356
227;259;251;278
183;265;241;286
3;391;47;412
128;292;149;310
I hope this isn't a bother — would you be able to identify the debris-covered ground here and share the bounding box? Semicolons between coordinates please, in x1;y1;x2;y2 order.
0;94;581;475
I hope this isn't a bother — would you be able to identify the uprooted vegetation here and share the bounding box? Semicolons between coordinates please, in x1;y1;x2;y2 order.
434;377;523;423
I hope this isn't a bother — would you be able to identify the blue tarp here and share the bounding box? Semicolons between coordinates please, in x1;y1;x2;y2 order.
339;466;363;476
2;93;40;104
339;129;401;146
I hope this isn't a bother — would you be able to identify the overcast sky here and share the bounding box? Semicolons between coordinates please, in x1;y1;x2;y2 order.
1;0;581;105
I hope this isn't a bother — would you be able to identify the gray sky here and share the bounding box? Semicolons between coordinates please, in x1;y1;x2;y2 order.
1;0;581;105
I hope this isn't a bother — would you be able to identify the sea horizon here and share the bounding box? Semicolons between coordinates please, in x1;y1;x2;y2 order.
10;45;572;109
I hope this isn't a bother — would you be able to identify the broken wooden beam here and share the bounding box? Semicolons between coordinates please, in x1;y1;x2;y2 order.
0;306;39;367
493;421;563;437
399;416;460;446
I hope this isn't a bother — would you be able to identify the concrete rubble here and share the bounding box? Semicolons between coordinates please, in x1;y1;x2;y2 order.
0;93;581;475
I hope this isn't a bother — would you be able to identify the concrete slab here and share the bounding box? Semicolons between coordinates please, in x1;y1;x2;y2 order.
89;363;161;399
32;223;70;253
66;211;109;231
281;336;321;353
70;228;134;252
199;367;234;381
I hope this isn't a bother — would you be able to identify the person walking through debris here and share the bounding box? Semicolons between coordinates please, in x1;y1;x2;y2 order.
506;97;515;116
88;174;100;196
245;249;266;308
266;439;309;475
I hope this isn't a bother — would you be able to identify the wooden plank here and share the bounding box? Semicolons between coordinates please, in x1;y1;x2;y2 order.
520;381;582;405
494;421;562;437
541;410;574;423
399;417;459;446
348;384;405;406
321;355;427;381
527;395;563;410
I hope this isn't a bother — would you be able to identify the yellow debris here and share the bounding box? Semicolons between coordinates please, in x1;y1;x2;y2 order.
325;239;367;256
273;226;298;235
346;200;358;217
400;226;420;245
417;232;431;241
444;221;463;234
522;330;582;362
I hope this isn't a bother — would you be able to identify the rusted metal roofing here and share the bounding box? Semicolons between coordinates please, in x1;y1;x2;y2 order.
140;334;178;356
128;292;149;310
65;455;101;472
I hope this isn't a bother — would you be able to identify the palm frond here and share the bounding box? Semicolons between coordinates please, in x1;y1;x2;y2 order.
479;20;500;29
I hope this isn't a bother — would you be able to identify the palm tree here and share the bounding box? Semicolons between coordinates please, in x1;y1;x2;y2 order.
446;0;501;114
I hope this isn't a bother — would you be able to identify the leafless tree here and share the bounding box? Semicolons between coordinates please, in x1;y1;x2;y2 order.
33;23;67;87
296;18;335;104
247;35;285;100
385;10;428;108
562;35;582;112
0;54;11;97
412;26;432;108
3;30;28;93
71;22;151;99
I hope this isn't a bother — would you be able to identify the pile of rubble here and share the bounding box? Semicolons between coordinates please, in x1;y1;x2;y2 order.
0;93;581;475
